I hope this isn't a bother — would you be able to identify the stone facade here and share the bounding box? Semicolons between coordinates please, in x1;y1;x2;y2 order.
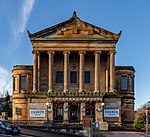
12;12;135;129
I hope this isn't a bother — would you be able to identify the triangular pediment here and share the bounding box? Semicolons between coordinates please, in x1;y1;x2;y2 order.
28;11;121;42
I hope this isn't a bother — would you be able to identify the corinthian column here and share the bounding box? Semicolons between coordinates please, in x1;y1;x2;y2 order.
48;51;55;92
109;51;115;92
79;51;86;92
63;51;70;92
94;51;101;92
33;51;37;92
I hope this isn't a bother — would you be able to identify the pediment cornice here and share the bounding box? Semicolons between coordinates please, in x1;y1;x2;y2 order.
28;11;121;43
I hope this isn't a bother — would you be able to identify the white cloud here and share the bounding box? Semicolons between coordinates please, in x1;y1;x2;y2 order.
13;0;35;39
6;0;35;56
0;66;12;97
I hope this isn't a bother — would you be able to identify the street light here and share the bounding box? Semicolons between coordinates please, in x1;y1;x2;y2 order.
46;102;49;122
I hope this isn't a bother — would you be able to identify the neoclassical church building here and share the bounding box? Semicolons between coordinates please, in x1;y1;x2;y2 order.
12;12;135;129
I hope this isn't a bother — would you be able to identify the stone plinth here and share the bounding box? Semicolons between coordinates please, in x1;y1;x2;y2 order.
99;122;108;131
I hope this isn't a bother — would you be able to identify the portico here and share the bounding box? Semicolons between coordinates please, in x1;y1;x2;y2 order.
32;50;115;93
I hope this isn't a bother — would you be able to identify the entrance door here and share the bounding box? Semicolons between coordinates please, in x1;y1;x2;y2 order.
69;104;80;122
86;102;95;122
53;102;63;121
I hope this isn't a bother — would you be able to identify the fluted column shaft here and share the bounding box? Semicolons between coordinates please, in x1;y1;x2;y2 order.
33;51;37;91
79;51;85;92
94;51;101;92
109;51;115;92
63;51;70;92
48;51;54;92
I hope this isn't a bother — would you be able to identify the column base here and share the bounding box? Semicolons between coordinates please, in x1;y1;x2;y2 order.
32;90;37;92
48;89;53;92
78;89;85;92
94;90;100;93
64;89;69;92
109;89;114;92
99;122;108;131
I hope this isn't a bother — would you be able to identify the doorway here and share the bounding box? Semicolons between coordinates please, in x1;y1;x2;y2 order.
53;102;63;121
86;102;95;122
69;104;80;122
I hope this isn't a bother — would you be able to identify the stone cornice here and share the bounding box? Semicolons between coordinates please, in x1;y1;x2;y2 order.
12;65;33;71
115;66;135;72
28;12;121;43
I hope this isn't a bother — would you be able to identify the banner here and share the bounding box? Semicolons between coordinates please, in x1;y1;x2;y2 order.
30;109;45;118
104;109;119;117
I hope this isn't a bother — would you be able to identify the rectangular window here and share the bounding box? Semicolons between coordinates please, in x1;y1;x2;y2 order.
13;76;18;91
70;71;77;83
56;71;64;83
20;76;27;90
129;75;133;91
84;71;90;83
121;76;127;91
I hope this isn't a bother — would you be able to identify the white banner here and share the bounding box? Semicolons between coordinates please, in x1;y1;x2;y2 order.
104;109;119;117
30;109;45;118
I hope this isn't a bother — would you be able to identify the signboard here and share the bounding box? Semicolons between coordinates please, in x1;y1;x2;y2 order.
30;109;45;118
95;122;99;128
64;109;68;112
104;109;119;117
82;108;85;112
48;108;52;112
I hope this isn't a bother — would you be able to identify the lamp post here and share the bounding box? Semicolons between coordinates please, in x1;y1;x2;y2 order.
46;102;49;122
101;102;105;122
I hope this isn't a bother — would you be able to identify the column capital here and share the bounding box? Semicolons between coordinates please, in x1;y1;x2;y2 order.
78;51;86;55
37;51;40;55
63;51;70;55
94;51;102;55
47;51;55;55
32;51;37;55
109;50;116;55
32;51;38;54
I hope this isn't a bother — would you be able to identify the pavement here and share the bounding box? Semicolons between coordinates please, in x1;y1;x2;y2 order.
20;127;150;137
21;127;76;137
100;131;147;137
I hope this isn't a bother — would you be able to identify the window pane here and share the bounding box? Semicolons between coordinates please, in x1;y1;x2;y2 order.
70;71;77;83
84;71;90;83
13;76;17;91
15;77;17;90
129;75;133;91
56;71;64;83
121;76;127;90
21;76;26;90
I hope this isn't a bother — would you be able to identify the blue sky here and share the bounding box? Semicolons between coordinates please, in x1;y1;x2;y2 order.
0;0;150;109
